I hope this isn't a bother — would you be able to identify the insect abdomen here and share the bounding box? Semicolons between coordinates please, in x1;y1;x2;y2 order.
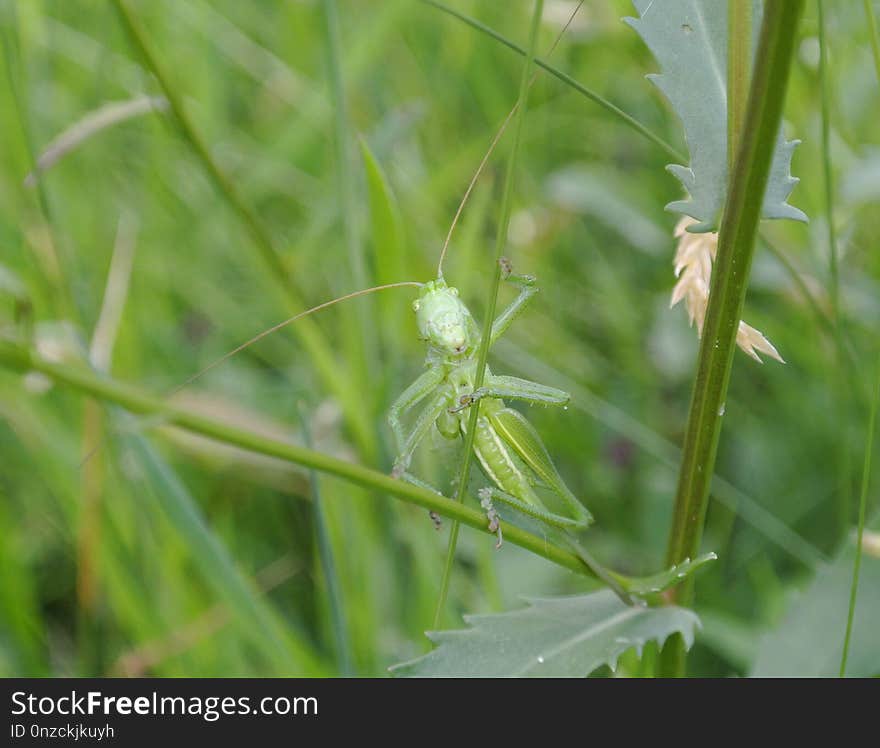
471;411;544;509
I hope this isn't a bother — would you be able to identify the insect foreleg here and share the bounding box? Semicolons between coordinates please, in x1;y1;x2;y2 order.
391;391;450;478
489;260;538;346
451;374;569;412
387;364;445;455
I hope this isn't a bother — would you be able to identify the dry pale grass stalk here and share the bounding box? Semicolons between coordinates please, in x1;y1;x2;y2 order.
670;216;784;363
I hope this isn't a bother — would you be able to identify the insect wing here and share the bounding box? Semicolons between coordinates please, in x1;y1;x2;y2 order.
488;407;593;524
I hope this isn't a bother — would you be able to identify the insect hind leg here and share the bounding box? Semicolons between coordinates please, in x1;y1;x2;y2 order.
478;488;503;548
477;485;588;535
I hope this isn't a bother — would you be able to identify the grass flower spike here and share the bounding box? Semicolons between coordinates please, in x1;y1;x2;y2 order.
670;216;784;364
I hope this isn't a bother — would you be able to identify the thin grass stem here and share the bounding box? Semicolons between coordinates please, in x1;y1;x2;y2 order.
433;0;544;628
0;338;603;582
839;352;880;675
421;0;685;163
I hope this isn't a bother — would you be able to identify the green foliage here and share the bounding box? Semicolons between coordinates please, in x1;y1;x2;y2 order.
391;591;699;677
751;514;880;677
117;420;323;675
626;0;806;230
0;0;877;678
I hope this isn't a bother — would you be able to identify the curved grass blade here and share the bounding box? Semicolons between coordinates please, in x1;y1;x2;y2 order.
24;97;168;187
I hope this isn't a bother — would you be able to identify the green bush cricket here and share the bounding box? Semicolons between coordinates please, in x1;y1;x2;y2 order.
388;258;593;547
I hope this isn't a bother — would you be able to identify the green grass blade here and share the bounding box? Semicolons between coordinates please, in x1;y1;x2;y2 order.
117;417;323;675
865;0;880;82
841;3;880;676
297;403;353;676
839;353;880;675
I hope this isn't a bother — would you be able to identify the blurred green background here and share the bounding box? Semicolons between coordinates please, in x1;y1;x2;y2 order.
1;0;878;677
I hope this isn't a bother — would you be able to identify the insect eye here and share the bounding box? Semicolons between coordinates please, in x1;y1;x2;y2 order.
450;288;459;297
412;300;421;312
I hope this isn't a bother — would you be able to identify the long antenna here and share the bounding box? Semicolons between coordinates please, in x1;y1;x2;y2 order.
77;281;422;469
173;281;423;394
436;0;586;278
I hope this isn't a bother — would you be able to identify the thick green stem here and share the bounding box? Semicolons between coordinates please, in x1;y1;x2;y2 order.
0;339;599;581
661;0;805;677
433;0;544;628
727;0;751;171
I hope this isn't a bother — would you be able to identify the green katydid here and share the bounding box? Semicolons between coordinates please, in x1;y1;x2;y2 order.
176;257;642;602
388;259;593;547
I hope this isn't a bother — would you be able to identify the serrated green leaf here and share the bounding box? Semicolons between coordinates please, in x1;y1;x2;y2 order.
618;552;717;595
625;0;806;230
390;590;700;677
751;514;880;677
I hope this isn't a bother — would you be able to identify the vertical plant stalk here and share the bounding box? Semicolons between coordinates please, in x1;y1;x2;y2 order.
661;0;805;676
727;0;751;172
110;0;374;460
839;353;880;675
433;0;544;628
